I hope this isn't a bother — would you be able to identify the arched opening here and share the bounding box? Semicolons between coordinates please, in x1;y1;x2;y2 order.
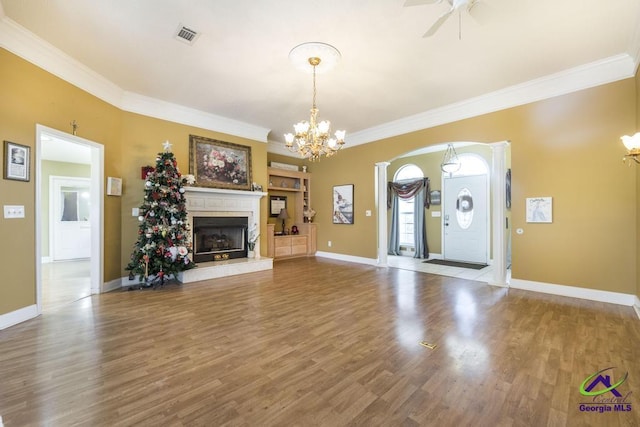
376;141;510;287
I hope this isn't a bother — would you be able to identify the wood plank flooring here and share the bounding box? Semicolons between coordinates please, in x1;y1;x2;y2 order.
1;257;639;426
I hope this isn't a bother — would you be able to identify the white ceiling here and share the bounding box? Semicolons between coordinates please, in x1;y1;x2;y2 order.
1;0;639;157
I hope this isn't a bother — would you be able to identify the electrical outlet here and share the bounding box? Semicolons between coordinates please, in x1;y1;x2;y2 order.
328;241;332;247
4;205;25;218
132;207;140;216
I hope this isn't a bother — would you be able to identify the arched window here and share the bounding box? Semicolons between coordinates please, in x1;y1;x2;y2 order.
447;153;488;176
393;164;424;248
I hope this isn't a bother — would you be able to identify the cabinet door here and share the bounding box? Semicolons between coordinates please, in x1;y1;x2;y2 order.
275;237;292;257
291;236;308;255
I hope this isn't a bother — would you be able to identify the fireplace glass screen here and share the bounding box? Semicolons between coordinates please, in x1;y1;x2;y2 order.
192;216;248;262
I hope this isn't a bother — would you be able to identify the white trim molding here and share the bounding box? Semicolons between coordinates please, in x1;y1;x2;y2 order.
0;305;38;330
0;16;270;143
510;278;637;307
103;278;122;293
316;251;378;267
345;54;636;147
634;296;640;320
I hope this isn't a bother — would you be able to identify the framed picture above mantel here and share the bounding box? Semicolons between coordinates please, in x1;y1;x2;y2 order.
189;134;252;191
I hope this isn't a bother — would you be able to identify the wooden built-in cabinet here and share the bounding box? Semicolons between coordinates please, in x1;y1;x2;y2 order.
266;167;317;260
267;224;317;259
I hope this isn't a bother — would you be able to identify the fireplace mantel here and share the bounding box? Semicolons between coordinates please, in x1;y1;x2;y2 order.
178;186;272;283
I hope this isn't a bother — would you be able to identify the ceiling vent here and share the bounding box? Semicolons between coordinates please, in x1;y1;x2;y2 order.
174;24;200;45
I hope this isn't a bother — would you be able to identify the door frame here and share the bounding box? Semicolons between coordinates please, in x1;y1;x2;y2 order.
35;124;104;314
50;176;92;261
376;141;509;287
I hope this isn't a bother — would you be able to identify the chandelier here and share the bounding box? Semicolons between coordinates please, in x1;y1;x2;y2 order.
285;42;346;161
441;144;461;173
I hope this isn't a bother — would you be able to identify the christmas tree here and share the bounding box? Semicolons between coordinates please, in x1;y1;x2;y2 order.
126;141;195;287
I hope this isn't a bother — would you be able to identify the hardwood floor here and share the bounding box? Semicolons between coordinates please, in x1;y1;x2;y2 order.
41;260;91;312
1;257;639;426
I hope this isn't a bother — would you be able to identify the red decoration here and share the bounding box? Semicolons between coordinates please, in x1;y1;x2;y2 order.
141;166;155;179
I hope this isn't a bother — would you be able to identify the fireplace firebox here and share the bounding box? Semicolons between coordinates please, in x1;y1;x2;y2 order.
192;216;248;262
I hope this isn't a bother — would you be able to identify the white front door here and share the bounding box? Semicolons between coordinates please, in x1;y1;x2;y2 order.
443;174;488;264
51;177;91;261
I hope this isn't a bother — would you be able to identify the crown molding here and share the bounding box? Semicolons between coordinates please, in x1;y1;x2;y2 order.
344;54;636;148
629;5;640;74
1;14;635;149
0;16;270;143
121;92;269;143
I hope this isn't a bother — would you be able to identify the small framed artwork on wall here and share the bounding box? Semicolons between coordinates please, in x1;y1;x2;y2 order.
333;184;354;224
3;141;30;182
526;197;552;223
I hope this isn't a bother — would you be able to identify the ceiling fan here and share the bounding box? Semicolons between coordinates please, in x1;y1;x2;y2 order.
404;0;483;38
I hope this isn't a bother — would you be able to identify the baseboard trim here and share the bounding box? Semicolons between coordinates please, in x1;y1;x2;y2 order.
510;278;636;307
634;296;640;320
103;278;122;293
0;304;38;330
315;251;378;266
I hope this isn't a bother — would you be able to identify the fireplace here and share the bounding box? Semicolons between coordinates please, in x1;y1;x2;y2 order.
192;216;248;262
174;186;272;285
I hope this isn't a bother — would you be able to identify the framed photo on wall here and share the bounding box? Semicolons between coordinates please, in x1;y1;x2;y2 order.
333;184;354;224
3;141;30;182
270;196;287;217
189;134;252;190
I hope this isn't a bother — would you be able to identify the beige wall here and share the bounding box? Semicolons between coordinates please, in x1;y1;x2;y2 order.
0;48;267;316
636;66;640;300
309;79;636;295
0;48;123;314
40;160;92;257
0;45;638;318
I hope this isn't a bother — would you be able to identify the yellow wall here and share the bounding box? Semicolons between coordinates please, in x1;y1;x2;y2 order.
309;79;636;294
0;48;123;314
1;45;638;318
0;48;267;316
635;66;640;300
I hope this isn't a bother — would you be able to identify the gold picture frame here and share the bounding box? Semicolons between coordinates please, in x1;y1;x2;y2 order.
189;135;252;190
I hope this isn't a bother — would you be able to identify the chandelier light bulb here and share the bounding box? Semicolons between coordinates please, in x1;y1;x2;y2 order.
621;132;640;150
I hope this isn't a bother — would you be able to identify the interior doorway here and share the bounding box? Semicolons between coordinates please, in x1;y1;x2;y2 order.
36;125;104;313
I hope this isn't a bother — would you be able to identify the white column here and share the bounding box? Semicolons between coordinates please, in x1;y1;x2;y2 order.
489;142;509;287
376;162;390;267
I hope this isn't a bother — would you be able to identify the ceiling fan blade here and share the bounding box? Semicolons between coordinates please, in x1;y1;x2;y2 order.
467;0;492;25
403;0;444;7
423;8;455;37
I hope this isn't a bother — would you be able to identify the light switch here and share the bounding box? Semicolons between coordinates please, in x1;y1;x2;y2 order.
365;210;372;217
4;205;25;218
431;211;441;217
132;207;140;216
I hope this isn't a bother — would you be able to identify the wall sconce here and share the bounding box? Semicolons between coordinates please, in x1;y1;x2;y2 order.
621;132;640;165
